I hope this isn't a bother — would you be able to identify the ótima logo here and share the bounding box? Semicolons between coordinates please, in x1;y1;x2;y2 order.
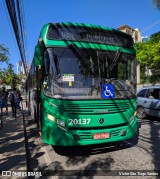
102;84;115;99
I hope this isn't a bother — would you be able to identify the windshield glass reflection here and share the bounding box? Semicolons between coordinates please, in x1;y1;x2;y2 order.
43;47;136;99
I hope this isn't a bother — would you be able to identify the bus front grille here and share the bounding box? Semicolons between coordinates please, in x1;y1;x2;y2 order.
62;102;131;114
79;132;92;139
110;129;121;137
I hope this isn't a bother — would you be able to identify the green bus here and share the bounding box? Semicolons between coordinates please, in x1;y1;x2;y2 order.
26;22;138;146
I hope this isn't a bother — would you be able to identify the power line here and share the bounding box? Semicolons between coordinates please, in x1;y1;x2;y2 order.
141;19;160;33
20;0;29;63
2;0;20;60
5;0;28;75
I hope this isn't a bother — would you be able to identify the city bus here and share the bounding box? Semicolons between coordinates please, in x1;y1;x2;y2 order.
26;22;138;146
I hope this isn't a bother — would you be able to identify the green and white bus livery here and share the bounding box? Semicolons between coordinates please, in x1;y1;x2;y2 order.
26;22;137;146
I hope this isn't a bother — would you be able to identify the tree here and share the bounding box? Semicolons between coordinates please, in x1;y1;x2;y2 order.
0;44;20;87
136;32;160;84
0;44;10;85
0;44;9;63
3;64;16;87
153;0;160;10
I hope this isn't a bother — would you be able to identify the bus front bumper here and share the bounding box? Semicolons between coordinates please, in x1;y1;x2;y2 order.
42;117;138;146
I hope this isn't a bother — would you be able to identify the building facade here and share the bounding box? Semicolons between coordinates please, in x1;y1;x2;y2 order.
17;61;25;75
141;36;149;43
118;25;141;43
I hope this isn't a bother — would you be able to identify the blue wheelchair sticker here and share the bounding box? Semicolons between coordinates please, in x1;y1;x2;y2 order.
102;84;115;99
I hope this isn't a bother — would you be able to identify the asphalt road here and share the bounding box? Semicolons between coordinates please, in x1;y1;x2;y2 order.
25;114;160;179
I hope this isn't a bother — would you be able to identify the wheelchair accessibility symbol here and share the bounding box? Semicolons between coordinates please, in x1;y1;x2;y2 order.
102;84;115;99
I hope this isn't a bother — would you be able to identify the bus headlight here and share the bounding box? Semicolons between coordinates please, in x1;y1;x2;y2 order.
47;113;55;122
57;119;66;130
134;110;137;116
129;110;137;124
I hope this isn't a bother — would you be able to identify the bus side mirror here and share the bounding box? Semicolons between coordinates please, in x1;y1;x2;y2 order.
34;46;43;67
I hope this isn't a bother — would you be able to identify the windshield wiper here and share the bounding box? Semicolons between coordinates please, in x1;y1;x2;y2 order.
70;43;94;72
109;48;121;73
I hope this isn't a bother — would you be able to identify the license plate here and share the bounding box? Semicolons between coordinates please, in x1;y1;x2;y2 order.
93;132;110;139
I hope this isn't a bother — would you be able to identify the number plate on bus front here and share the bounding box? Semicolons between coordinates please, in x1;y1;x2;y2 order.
93;133;110;140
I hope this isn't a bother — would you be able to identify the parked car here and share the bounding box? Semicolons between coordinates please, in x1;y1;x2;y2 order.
137;86;160;119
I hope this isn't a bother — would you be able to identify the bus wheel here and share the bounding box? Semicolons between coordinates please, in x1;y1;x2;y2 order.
137;107;146;119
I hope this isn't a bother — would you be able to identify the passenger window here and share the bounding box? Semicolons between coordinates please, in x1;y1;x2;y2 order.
44;50;50;75
137;89;148;97
150;89;160;99
145;89;150;98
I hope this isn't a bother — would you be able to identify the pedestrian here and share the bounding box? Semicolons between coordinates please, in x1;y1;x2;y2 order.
1;87;9;116
9;87;18;117
16;91;22;110
0;88;3;116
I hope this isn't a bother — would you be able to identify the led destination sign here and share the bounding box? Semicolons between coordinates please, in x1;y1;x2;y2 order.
47;24;133;48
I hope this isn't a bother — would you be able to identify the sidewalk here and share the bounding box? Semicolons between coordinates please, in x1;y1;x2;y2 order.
0;103;27;177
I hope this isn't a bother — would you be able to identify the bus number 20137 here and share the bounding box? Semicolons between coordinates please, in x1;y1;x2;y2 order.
69;118;91;125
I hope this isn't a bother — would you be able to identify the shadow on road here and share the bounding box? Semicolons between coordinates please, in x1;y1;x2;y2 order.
41;157;115;178
0;110;26;170
52;139;137;157
138;116;160;170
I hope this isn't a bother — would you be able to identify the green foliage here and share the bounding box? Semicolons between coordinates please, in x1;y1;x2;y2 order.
150;31;160;43
0;44;21;87
0;44;9;63
152;0;160;10
2;64;18;87
136;31;160;83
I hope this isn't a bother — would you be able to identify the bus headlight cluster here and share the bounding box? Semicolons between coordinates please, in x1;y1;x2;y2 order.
47;113;55;122
47;113;66;130
134;110;137;116
57;119;66;130
129;110;137;124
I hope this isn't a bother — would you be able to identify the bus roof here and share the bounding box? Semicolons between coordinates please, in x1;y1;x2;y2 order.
40;22;132;38
38;22;134;50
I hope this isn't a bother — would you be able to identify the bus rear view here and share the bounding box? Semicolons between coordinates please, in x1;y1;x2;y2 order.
27;22;138;146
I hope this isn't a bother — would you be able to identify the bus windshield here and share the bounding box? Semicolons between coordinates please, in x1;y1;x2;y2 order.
43;47;136;99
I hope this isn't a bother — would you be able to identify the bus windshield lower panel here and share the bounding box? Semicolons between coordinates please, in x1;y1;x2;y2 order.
43;47;136;99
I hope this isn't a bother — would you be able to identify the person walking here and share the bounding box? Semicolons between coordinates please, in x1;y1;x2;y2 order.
1;87;8;116
9;87;18;117
0;88;3;116
16;91;22;110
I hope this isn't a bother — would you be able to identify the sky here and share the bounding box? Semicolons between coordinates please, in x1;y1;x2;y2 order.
0;0;160;73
